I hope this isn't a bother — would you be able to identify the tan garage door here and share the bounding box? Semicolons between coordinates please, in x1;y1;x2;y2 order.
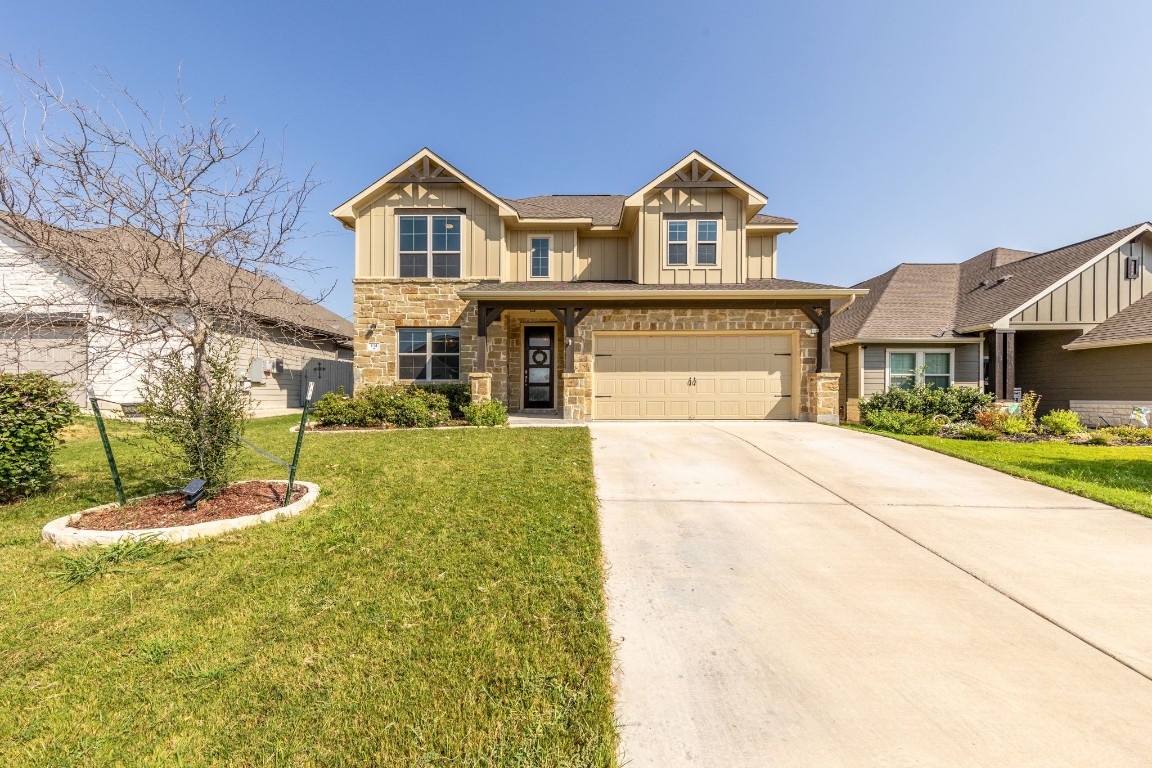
593;333;795;420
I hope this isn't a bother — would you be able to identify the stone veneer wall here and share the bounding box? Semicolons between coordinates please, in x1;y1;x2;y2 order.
352;279;508;402
1070;400;1152;428
565;308;819;421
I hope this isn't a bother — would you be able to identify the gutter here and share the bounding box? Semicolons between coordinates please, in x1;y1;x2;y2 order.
458;287;866;301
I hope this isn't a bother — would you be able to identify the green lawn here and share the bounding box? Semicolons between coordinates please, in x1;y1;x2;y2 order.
0;417;617;767
850;426;1152;518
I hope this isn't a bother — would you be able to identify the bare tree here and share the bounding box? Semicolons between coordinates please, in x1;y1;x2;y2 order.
0;58;325;407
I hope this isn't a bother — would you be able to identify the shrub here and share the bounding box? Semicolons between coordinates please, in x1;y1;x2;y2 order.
951;425;1000;441
462;399;509;427
863;410;941;435
860;384;992;422
999;415;1034;435
139;349;250;492
1040;409;1084;435
1097;425;1152;443
1018;391;1041;430
310;392;376;427
0;372;80;502
358;384;451;428
417;382;471;417
1087;432;1114;446
974;408;1008;431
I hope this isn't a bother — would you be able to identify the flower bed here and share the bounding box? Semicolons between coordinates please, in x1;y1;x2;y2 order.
42;480;320;548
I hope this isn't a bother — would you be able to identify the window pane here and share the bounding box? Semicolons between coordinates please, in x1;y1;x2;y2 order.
697;220;717;242
399;355;428;380
431;329;460;353
889;352;916;375
667;221;688;242
430;354;459;380
925;375;950;389
399;329;427;353
924;353;951;375
432;253;461;278
400;253;427;278
890;374;916;391
531;237;550;277
697;243;717;265
399;216;428;253
432;216;461;252
668;243;688;265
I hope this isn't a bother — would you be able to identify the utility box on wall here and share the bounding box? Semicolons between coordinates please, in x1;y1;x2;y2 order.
247;358;266;384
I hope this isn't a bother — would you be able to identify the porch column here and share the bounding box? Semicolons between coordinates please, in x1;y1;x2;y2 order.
991;331;1005;399
548;306;591;374
801;304;833;373
476;304;504;373
1004;330;1016;399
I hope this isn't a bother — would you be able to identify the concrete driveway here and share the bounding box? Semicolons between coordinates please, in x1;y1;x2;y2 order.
591;421;1152;767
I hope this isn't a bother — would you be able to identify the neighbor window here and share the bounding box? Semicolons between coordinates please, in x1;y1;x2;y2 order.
665;218;720;267
398;215;461;278
530;236;551;278
398;328;461;380
887;349;954;390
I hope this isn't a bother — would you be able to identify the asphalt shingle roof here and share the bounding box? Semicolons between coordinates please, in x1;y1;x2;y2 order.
1065;291;1152;349
831;263;963;343
503;196;796;228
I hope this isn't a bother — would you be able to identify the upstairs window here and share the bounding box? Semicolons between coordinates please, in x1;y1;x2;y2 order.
399;215;461;278
398;328;461;381
530;236;551;278
665;218;720;267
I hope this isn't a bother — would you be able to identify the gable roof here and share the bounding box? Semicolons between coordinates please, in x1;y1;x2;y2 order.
2;217;352;341
623;150;768;213
504;195;627;226
831;263;966;344
953;224;1147;331
1064;291;1152;350
331;148;516;226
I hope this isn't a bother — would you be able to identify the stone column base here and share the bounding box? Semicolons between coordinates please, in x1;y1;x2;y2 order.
561;372;589;421
804;372;840;425
469;372;493;404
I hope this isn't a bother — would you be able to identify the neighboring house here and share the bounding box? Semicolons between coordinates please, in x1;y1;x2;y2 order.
0;220;354;414
333;148;864;422
832;224;1152;424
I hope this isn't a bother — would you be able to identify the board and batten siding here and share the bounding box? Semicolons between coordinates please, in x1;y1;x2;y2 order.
745;235;777;280
1010;236;1152;326
575;235;630;281
639;189;744;285
506;230;577;281
859;343;983;399
1015;329;1152;412
354;183;502;279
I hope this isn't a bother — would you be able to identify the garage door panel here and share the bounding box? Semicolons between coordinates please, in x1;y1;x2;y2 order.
593;333;796;420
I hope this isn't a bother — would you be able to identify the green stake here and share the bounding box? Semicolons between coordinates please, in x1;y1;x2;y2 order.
285;382;314;505
88;386;126;506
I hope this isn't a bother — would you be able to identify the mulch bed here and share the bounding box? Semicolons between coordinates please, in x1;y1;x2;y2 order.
70;481;308;531
306;419;469;432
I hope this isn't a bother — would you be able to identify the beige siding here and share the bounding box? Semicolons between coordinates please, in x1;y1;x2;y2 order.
227;329;345;412
575;235;630;281
506;230;577;281
860;343;982;399
1016;330;1152;412
746;235;777;280
354;183;502;279
639;189;744;284
1010;236;1152;326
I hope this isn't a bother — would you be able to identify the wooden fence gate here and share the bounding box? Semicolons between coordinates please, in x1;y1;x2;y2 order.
302;358;354;405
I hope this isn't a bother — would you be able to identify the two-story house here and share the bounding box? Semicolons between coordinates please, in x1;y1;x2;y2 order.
332;149;863;422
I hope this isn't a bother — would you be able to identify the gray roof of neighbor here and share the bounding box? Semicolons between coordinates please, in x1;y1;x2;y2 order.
1065;291;1152;349
831;263;964;343
502;195;796;228
4;218;352;341
833;223;1149;343
463;277;846;293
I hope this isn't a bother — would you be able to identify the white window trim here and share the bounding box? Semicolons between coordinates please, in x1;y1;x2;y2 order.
885;348;955;390
528;234;553;280
396;213;464;279
665;220;690;267
663;217;721;269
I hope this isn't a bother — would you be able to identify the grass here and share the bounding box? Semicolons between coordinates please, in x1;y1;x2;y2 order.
849;425;1152;518
0;416;617;767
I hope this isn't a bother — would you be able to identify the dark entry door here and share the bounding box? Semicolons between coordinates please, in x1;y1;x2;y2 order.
523;327;555;409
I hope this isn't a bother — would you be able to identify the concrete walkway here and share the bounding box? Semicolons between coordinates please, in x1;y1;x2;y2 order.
590;421;1152;767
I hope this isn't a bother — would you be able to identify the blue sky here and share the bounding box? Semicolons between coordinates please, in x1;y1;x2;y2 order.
5;0;1152;318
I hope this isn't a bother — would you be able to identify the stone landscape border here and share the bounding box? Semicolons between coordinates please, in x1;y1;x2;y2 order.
41;480;320;548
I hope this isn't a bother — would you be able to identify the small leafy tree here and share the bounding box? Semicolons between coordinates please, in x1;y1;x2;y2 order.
0;372;79;501
139;347;249;491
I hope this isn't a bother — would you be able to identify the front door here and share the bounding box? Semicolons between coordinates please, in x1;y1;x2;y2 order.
523;326;555;409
